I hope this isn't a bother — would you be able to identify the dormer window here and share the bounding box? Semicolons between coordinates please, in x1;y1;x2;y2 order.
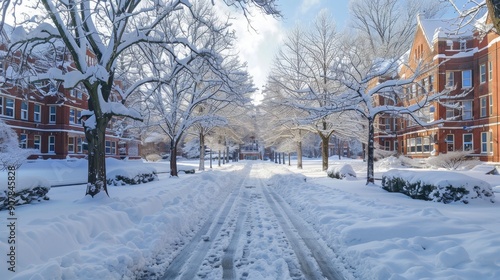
460;39;466;51
446;40;453;50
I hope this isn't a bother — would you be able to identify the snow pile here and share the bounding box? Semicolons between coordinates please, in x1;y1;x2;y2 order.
326;164;356;180
273;159;500;280
382;169;495;204
0;174;50;210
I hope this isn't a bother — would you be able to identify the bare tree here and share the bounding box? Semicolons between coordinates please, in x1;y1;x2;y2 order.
349;0;444;57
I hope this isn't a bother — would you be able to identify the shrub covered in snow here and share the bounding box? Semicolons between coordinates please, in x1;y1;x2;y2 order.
0;119;35;170
382;169;495;204
327;164;356;180
427;150;481;170
0;176;50;210
107;167;158;186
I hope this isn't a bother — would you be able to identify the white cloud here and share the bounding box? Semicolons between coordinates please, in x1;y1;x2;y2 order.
300;0;321;14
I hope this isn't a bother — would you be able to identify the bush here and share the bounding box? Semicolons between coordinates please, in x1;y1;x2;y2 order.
107;169;158;186
382;169;494;204
427;150;481;170
0;177;50;211
327;164;356;180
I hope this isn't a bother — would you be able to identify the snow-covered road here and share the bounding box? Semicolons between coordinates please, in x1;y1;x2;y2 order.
158;163;344;280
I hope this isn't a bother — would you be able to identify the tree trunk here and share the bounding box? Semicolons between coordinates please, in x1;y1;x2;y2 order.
282;153;285;165
218;150;221;166
226;145;230;163
199;131;205;171
278;153;281;164
209;148;213;169
85;115;109;197
297;141;303;169
288;153;291;166
338;138;342;160
320;134;329;171
366;118;375;185
170;140;178;177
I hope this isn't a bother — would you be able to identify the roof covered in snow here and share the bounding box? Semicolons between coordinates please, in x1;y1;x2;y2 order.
417;14;475;47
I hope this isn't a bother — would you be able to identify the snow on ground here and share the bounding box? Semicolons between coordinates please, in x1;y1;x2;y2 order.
1;157;499;279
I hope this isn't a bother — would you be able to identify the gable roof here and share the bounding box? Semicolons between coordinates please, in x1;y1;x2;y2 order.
417;14;475;47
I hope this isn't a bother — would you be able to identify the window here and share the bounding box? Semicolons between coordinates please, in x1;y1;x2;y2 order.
105;140;111;154
462;101;472;120
489;95;493;116
49;106;56;123
111;141;116;155
20;101;28;120
480;97;487;117
34;135;41;151
446;134;454;151
69;108;76;124
416;137;422;152
394;141;399;153
446;103;459;120
19;134;27;149
48;136;55;153
68;137;75;153
77;110;82;124
410;138;416;153
462;70;472;88
34;104;41;122
70;89;76;97
463;134;473;151
446;71;454;88
5;98;14;117
481;132;493;154
0;96;3;115
489;61;493;81
77;138;83;153
429;75;434;92
385;141;390;151
385;118;391;131
428;106;435;122
423;137;431;152
460;39;466;51
480;64;487;83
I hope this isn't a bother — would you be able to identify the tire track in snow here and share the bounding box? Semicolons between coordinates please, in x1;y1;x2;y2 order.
159;163;251;280
262;181;345;280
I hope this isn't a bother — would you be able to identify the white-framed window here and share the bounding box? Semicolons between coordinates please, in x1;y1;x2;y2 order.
48;136;55;153
462;70;472;88
385;118;391;131
49;106;56;123
463;134;473;151
446;103;459;120
105;140;112;154
77;138;83;153
68;137;75;153
19;134;27;149
481;132;493;154
460;39;466;51
111;141;116;155
423;137;431;152
69;108;76;124
416;137;423;152
480;64;487;83
34;104;41;122
446;71;454;88
34;135;41;151
446;134;454;151
394;141;399;152
462;100;473;120
489;95;493;116
480;97;487;117
410;138;416;153
70;89;76;97
489;61;493;81
76;110;81;124
20;101;28;120
5;97;14;117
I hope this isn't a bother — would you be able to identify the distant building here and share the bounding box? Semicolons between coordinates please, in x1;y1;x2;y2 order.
0;24;140;159
374;13;500;162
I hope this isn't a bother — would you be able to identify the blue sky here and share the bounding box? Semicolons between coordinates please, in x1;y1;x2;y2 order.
277;0;350;29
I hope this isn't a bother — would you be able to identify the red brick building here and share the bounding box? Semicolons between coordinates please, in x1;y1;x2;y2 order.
0;25;140;159
375;13;500;162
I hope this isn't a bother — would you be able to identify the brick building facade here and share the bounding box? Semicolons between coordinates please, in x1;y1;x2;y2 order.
0;25;140;159
375;14;500;162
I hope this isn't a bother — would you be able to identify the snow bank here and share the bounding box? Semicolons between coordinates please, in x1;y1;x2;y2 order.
0;174;50;210
382;169;495;204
